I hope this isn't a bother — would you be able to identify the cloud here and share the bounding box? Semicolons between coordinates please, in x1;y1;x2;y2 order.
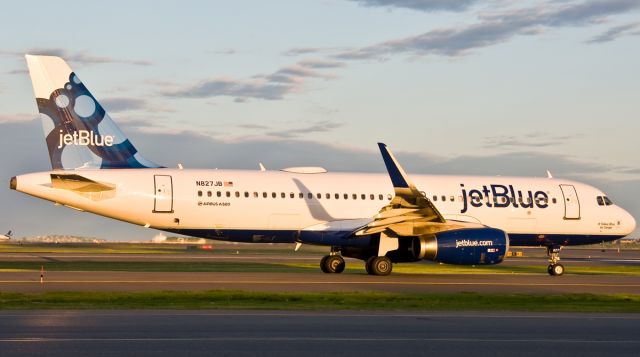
267;120;343;138
588;21;640;43
297;58;346;69
5;69;28;75
0;48;152;66
335;0;640;59
210;48;237;55
162;59;344;101
283;48;325;56
483;133;576;149
0;114;37;124
348;0;478;12
101;98;148;113
237;124;269;130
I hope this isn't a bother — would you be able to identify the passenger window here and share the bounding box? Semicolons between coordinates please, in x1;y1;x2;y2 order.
317;193;322;199
370;194;375;200
197;191;202;197
433;195;438;201
217;191;222;198
207;191;212;197
361;194;366;200
244;191;249;198
299;193;304;199
353;194;357;200
235;191;240;198
272;192;277;198
441;195;446;202
326;193;331;199
226;191;231;198
335;193;340;199
281;192;285;198
552;198;556;204
253;192;258;198
379;194;383;200
263;192;267;198
387;194;392;200
308;193;313;199
344;193;348;200
450;196;455;202
290;192;295;198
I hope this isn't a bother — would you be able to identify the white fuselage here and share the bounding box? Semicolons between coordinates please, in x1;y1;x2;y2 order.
13;168;636;246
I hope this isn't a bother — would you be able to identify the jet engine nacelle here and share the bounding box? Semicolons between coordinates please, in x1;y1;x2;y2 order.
411;227;508;265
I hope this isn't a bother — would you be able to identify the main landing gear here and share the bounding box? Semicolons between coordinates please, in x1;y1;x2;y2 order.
547;245;564;276
320;247;345;274
365;256;393;276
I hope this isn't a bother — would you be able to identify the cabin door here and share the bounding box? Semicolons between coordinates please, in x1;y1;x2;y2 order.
154;175;174;213
559;184;580;220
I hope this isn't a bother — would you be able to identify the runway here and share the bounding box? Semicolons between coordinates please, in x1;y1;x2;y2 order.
1;247;640;294
2;270;640;294
1;310;639;357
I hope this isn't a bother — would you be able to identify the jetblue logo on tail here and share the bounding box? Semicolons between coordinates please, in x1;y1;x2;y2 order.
57;130;115;149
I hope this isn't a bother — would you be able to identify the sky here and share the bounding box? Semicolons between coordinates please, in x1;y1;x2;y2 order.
0;0;638;240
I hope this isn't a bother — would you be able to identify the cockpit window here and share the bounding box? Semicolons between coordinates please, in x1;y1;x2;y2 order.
597;196;614;206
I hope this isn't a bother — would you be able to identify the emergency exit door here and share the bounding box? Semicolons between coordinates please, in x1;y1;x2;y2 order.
559;184;580;220
153;175;173;213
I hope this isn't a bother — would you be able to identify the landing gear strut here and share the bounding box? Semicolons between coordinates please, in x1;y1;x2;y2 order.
547;245;564;276
320;247;345;274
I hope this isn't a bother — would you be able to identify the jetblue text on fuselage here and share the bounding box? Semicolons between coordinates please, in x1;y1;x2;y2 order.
460;183;549;214
57;130;115;149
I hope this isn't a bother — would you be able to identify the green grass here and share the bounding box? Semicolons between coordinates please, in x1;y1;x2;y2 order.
0;243;325;255
0;290;639;312
3;261;640;276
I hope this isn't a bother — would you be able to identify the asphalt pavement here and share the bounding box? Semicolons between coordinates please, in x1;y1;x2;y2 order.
0;310;638;357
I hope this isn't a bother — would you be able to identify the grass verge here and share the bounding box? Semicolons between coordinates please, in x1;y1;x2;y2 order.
0;291;639;312
3;261;640;276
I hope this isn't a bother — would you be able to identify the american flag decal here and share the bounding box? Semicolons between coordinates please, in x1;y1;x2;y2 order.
224;181;234;187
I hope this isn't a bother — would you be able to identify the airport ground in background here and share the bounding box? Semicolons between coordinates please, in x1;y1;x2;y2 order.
1;242;639;312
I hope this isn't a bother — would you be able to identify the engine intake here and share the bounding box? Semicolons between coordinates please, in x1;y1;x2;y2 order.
411;228;508;265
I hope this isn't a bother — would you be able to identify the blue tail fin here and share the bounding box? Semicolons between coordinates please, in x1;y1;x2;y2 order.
25;55;161;170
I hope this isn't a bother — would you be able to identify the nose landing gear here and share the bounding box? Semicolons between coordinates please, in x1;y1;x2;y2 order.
547;245;564;276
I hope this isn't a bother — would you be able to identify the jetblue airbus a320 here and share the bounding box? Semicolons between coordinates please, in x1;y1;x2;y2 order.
10;55;636;276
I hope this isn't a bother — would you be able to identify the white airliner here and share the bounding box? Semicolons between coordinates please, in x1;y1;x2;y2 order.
0;231;12;241
10;55;636;276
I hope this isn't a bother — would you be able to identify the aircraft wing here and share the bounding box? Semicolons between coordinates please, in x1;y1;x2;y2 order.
355;143;466;237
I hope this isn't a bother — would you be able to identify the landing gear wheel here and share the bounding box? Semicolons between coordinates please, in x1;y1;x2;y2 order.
320;255;345;274
546;246;564;276
320;255;330;273
366;256;393;276
548;263;564;276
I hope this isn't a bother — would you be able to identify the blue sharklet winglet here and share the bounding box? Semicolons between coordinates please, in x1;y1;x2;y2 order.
355;143;448;237
378;143;411;189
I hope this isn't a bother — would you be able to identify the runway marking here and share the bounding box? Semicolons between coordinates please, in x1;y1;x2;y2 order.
1;337;639;344
1;280;639;287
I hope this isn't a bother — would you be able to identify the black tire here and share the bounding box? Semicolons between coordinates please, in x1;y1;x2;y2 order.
365;256;376;275
547;264;554;276
368;256;393;276
325;255;345;274
320;255;330;273
552;263;564;276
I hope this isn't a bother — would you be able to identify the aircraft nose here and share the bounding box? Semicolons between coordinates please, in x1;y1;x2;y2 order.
628;212;637;235
621;209;636;236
